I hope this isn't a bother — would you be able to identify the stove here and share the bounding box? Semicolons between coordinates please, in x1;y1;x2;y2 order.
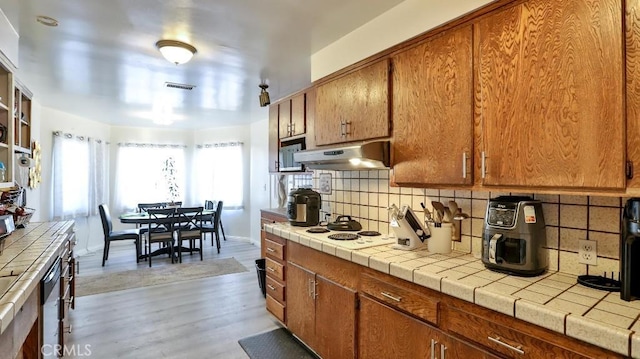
294;227;391;250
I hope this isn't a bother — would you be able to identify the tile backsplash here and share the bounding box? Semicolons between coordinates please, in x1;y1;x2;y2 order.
279;170;625;277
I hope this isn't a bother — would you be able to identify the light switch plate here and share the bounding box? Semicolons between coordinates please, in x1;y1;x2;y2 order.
319;173;332;194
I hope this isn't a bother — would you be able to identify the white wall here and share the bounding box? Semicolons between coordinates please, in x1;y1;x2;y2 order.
311;0;494;80
249;118;270;246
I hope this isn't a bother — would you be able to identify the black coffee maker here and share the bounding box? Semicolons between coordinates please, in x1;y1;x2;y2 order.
621;198;640;301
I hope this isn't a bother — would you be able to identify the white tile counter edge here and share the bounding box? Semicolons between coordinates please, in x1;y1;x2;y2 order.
0;221;74;336
265;223;635;357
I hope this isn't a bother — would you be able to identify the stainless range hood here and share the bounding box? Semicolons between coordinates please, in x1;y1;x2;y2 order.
293;140;390;171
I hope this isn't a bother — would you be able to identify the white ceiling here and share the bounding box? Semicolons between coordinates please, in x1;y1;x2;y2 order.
0;0;405;129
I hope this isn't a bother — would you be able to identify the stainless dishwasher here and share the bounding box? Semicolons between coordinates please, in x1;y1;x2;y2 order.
41;258;61;358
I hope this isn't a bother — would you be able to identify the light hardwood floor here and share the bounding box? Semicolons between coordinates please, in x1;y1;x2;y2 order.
67;235;280;358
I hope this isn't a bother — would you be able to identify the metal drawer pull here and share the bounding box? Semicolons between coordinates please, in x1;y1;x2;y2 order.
381;291;402;302
441;343;446;359
430;339;436;359
488;336;525;355
266;247;276;252
65;324;73;333
267;284;276;291
267;267;275;272
462;152;468;179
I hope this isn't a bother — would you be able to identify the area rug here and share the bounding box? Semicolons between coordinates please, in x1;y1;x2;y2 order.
238;328;318;359
76;257;248;297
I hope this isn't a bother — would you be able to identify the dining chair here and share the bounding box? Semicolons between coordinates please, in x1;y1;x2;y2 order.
174;207;204;262
99;204;141;266
202;200;223;253
146;208;177;267
137;202;166;212
204;200;226;241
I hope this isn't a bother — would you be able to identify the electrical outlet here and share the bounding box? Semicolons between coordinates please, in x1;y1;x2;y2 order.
578;239;597;265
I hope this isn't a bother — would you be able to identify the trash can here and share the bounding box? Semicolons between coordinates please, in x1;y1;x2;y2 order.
255;258;266;298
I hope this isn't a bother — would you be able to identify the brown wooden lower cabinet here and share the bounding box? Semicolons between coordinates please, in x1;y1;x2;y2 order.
359;295;498;359
265;233;623;359
286;262;357;359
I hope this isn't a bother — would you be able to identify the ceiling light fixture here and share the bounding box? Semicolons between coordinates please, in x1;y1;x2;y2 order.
36;15;59;27
259;84;271;107
155;40;197;65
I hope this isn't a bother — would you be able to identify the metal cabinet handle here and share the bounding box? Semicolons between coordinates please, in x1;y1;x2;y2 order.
344;121;351;136
291;123;295;135
430;339;436;359
314;280;318;299
266;247;275;253
267;284;276;291
380;291;402;302
308;278;313;298
462;152;468;179
267;267;275;272
64;324;73;333
441;343;446;359
488;336;525;355
481;151;486;179
340;120;346;137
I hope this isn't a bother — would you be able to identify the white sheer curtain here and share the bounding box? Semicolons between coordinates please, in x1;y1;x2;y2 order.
113;143;186;213
195;142;244;209
52;131;109;219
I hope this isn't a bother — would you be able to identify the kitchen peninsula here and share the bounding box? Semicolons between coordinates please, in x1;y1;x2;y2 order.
0;221;75;359
263;221;638;358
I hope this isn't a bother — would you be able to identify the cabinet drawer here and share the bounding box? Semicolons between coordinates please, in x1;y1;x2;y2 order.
265;258;285;281
264;239;285;261
266;294;286;323
265;276;285;304
442;305;572;359
361;273;438;324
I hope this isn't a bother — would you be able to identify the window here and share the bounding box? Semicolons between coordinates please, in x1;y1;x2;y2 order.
114;144;186;212
195;142;244;209
51;132;109;219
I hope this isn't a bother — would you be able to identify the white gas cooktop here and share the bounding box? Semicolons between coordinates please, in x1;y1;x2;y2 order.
293;227;393;250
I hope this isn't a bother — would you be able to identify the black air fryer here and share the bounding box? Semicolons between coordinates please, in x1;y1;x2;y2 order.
621;198;640;301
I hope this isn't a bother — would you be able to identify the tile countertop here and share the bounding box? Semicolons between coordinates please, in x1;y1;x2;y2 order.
0;221;74;336
264;222;640;358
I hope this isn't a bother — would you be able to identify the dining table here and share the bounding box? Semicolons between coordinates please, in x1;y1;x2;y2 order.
119;209;215;261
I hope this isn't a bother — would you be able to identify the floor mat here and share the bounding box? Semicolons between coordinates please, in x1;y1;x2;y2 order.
238;328;318;359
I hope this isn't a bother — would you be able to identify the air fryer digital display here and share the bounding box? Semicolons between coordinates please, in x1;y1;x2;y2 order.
487;202;518;228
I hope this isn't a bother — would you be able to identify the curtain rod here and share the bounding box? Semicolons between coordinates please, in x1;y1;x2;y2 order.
53;130;110;144
117;142;187;149
197;141;244;148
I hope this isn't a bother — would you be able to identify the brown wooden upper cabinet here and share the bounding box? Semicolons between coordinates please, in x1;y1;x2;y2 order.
278;93;306;139
268;104;280;173
391;25;473;186
627;0;640;190
315;59;390;146
475;0;625;190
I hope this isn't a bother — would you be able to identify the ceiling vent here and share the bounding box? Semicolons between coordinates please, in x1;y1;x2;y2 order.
164;82;196;90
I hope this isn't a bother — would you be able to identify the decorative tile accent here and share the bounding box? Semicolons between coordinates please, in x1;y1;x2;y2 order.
413;269;443;291
441;277;475;302
566;315;631;355
475;288;516;316
515;299;567;333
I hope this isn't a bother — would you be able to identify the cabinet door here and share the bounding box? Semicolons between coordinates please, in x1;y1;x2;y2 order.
286;262;316;348
476;0;625;189
314;275;357;359
315;59;390;146
268;104;280;172
437;332;500;359
358;295;434;359
305;87;317;149
627;0;640;189
392;25;473;186
291;93;306;136
278;99;292;139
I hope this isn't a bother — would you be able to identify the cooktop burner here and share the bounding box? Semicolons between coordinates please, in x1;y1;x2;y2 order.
358;231;381;237
328;233;360;241
306;227;330;234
